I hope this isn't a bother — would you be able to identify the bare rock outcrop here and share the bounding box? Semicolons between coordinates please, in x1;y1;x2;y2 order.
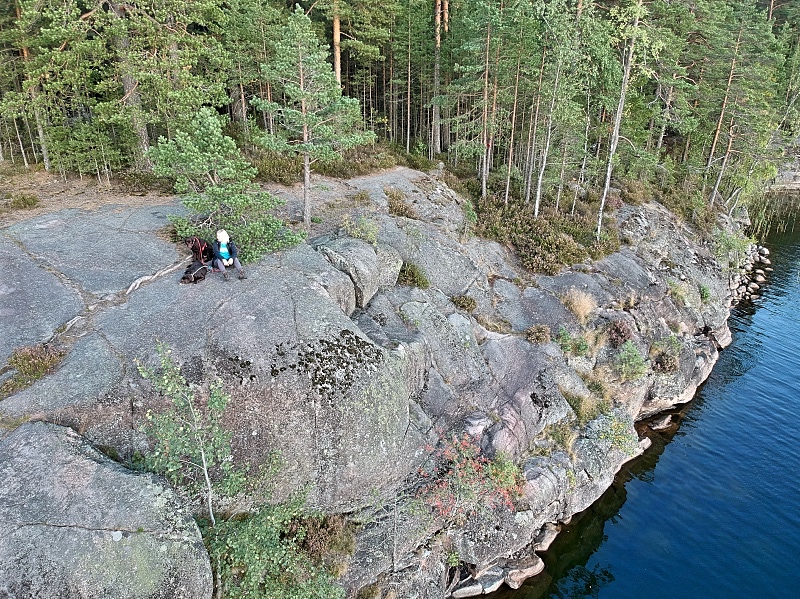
0;422;212;599
0;166;743;597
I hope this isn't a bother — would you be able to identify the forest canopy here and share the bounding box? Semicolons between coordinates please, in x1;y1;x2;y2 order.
2;0;798;232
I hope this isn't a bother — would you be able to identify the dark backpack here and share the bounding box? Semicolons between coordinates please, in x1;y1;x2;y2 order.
185;236;213;265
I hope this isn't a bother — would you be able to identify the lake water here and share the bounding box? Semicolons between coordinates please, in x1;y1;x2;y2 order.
495;229;800;599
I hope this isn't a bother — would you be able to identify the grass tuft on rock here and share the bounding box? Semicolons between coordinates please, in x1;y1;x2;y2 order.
398;262;429;288
0;344;66;399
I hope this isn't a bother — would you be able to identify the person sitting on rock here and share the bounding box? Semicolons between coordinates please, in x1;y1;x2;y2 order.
212;229;246;280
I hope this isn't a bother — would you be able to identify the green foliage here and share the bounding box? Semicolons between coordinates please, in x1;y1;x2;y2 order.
650;334;682;374
525;324;551;344
714;228;755;272
341;214;379;245
488;452;525;494
596;412;637;455
253;6;375;225
416;433;522;525
150;108;303;263
475;197;619;275
385;187;418;218
398;262;430;289
557;327;589;356
0;344;65;399
699;284;711;303
446;552;461;568
1;192;38;211
138;343;245;519
450;295;477;312
203;498;344;599
615;340;648;381
138;344;343;599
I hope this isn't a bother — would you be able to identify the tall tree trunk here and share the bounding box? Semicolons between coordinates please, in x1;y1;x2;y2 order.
15;1;50;171
706;27;741;172
709;114;735;207
406;1;412;153
109;2;151;170
534;61;561;218
503;46;522;204
13;118;29;167
432;0;442;155
655;83;674;152
555;140;568;212
333;3;342;85
524;46;547;203
597;0;642;240
480;22;492;200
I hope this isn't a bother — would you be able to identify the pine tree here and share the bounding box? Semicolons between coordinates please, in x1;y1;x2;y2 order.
253;6;375;227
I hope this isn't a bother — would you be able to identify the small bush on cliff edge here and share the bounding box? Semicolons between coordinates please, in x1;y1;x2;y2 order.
138;344;343;599
416;433;523;526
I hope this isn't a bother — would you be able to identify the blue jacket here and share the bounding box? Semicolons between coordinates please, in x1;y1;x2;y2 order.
212;239;239;262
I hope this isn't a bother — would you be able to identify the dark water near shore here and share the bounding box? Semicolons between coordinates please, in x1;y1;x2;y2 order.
496;229;800;599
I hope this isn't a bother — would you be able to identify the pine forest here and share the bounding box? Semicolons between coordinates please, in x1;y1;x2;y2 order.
2;0;799;264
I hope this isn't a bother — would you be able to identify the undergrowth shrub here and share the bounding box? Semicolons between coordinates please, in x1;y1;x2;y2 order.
350;190;371;206
253;150;303;185
4;192;39;210
390;142;435;171
0;344;66;399
561;388;610;427
620;178;652;205
607;319;634;349
476;313;512;334
385;187;418;218
650;335;682;374
667;279;687;305
416;433;523;525
118;172;174;194
525;324;551;344
596;412;638;454
474;197;619;275
398;262;429;288
661;185;716;229
615;341;648;381
315;145;396;179
341;215;379;245
451;295;477;312
556;327;589;356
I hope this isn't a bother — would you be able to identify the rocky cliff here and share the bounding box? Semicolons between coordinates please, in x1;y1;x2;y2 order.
0;166;752;597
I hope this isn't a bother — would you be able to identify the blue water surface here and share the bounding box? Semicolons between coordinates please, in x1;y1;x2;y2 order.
498;229;800;599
